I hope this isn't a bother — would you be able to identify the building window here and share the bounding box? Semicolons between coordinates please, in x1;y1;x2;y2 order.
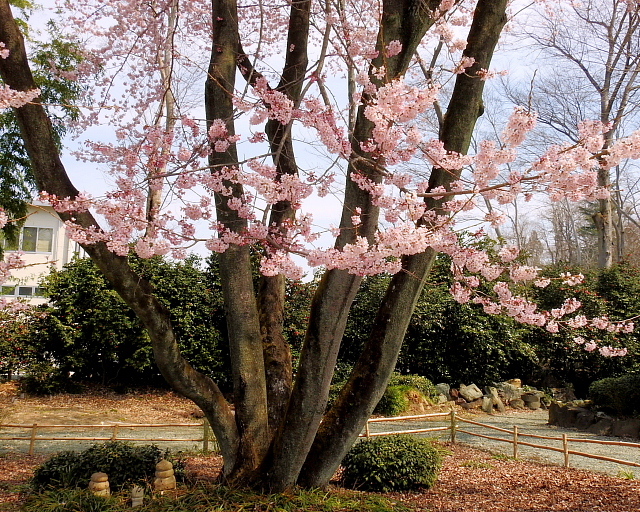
1;286;44;297
3;226;53;253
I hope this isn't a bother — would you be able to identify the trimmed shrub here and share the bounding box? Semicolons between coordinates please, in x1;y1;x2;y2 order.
388;373;439;402
32;441;183;491
374;385;411;417
589;374;640;416
19;362;83;396
340;435;442;492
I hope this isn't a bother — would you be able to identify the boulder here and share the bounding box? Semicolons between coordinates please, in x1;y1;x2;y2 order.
559;406;587;428
494;382;523;402
611;418;640;438
588;418;614;436
507;378;522;388
459;383;483;402
548;402;560;424
526;400;541;410
521;392;542;403
487;387;506;413
575;410;597;430
510;399;525;409
461;398;483;410
436;383;451;397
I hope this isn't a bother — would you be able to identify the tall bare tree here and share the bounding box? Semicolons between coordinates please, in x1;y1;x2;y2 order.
510;0;640;267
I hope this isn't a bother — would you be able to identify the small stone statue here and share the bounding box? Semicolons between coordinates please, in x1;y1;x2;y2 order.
153;459;176;491
130;485;144;507
88;472;110;497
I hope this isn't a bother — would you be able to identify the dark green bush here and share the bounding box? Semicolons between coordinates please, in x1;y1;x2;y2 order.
374;385;411;417
589;374;640;416
19;363;83;396
340;435;442;492
32;441;183;491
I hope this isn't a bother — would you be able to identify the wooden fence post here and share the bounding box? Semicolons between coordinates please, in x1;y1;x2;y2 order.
203;418;209;454
450;410;457;444
28;423;37;455
111;424;119;441
513;425;519;459
365;420;370;438
563;433;569;467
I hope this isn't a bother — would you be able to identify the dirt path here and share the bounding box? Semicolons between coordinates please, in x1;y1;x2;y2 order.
367;409;640;478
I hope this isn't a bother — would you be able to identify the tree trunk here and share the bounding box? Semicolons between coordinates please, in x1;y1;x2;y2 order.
300;0;509;487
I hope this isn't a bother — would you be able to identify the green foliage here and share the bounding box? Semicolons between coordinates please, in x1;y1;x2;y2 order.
524;263;640;396
23;484;408;512
0;307;40;378
31;442;183;492
340;256;535;386
374;385;411;417
0;19;82;250
589;374;640;416
19;362;83;396
387;373;439;401
32;255;229;388
340;254;640;396
340;435;442;492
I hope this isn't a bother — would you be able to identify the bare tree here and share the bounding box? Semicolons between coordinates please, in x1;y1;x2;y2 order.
509;0;640;268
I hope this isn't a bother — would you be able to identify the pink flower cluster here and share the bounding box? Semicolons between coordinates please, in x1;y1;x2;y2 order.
0;84;40;110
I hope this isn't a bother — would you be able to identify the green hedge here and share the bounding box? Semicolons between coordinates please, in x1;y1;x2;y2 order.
589;374;640;416
31;441;183;491
340;435;442;492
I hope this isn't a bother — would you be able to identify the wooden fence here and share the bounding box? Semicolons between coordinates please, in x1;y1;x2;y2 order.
360;410;640;470
0;420;218;455
3;411;640;471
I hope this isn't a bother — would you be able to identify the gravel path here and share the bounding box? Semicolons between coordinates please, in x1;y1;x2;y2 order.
3;409;640;478
366;409;640;478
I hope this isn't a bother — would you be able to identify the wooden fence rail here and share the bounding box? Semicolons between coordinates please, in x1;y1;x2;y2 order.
0;420;218;455
3;411;640;471
362;410;640;471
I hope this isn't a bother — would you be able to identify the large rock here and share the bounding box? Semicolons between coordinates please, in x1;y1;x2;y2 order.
526;400;541;410
548;402;560;424
482;396;494;414
575;410;597;430
588;418;614;436
459;383;483;402
436;383;450;397
494;382;523;402
461;398;483;410
612;418;640;438
487;387;506;413
510;399;525;409
549;404;586;428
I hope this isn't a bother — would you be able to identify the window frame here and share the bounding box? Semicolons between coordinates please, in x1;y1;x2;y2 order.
2;226;54;254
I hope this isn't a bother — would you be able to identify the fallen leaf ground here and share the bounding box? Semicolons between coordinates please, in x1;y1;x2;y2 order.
2;384;640;511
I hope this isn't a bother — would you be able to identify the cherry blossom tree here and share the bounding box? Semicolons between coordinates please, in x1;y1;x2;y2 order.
1;0;638;491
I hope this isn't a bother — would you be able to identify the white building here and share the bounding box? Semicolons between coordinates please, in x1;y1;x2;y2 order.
1;202;85;304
